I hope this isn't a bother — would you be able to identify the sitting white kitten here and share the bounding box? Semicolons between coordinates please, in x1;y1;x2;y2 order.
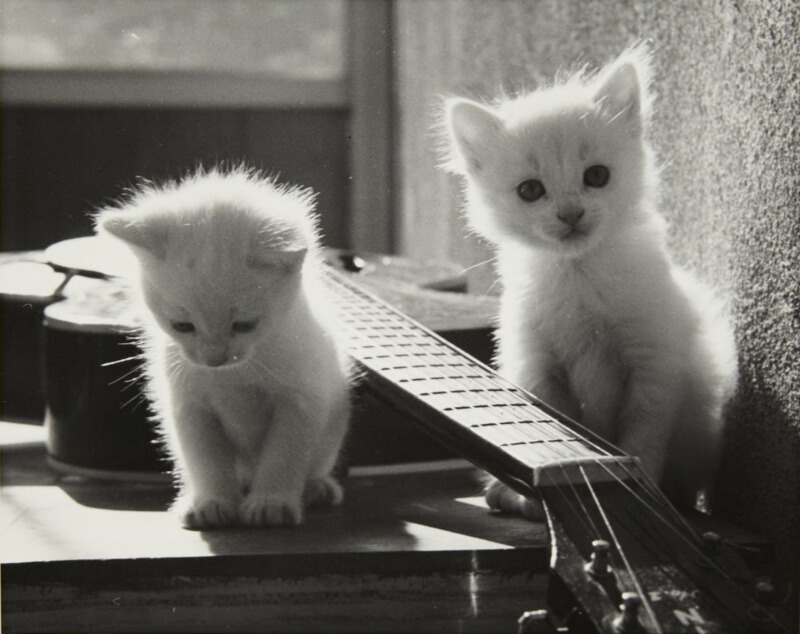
97;167;351;529
444;45;737;514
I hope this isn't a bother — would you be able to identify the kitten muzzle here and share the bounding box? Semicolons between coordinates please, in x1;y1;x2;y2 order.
556;206;586;227
196;346;234;368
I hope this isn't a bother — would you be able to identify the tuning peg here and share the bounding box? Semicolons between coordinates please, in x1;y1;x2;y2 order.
518;609;558;634
701;531;722;555
585;539;612;578
755;578;776;604
610;592;642;633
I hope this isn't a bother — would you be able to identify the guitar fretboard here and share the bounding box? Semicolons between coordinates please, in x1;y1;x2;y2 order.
324;270;632;491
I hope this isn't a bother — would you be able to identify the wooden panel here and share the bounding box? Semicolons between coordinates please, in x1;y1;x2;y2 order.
129;110;244;180
3;70;347;109
244;109;350;248
347;0;395;253
1;107;142;250
1;106;350;252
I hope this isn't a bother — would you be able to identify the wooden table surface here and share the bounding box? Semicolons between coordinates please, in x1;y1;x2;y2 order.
1;420;550;633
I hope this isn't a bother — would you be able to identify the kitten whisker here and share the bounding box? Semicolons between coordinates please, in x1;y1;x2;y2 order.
246;357;281;383
119;374;146;392
120;389;147;411
103;353;144;368
458;256;497;275
482;277;503;297
108;365;144;387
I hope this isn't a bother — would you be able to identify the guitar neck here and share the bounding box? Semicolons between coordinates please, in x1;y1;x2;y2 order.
325;268;792;634
324;269;631;494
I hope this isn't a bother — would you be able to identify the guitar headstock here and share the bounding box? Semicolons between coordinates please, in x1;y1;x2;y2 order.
531;464;788;633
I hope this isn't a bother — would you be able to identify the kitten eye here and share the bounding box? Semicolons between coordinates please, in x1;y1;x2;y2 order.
171;321;196;334
516;179;546;202
232;319;259;335
584;165;610;188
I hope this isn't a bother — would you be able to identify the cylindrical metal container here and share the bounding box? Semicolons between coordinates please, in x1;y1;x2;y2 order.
0;258;66;420
43;280;171;481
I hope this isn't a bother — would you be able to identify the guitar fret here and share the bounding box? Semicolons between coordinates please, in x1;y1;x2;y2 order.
471;424;576;447
505;439;596;464
449;408;577;444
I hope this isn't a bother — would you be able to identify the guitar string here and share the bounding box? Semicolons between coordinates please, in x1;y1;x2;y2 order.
546;483;599;540
556;441;701;553
613;476;729;609
597;460;701;562
543;462;675;630
600;459;764;592
546;458;719;632
555;439;695;612
612;460;700;543
580;447;720;602
579;465;663;634
554;461;604;539
550;417;773;630
606;471;783;630
325;271;617;465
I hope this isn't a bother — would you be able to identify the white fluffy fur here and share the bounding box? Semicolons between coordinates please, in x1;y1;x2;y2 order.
444;45;737;514
96;167;351;529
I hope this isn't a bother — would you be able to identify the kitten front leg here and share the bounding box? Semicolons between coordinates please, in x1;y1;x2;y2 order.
303;392;350;508
498;343;578;419
240;396;320;527
615;368;683;488
485;478;544;520
169;403;241;529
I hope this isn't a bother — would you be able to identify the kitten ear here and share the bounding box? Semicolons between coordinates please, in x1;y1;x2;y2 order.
248;247;307;273
446;98;506;173
593;60;646;133
98;212;169;260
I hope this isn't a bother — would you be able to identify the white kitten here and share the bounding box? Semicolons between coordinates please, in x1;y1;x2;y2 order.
96;167;351;529
444;45;737;514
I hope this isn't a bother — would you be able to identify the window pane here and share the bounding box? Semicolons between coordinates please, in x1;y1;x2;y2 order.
1;0;345;80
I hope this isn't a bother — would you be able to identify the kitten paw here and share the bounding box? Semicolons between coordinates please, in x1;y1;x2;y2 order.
240;493;303;527
179;498;240;530
303;475;344;507
485;479;544;521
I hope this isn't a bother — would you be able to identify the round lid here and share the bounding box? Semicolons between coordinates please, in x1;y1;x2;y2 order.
44;278;139;333
45;236;138;279
0;260;65;302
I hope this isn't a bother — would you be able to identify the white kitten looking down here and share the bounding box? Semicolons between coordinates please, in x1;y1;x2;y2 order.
444;45;737;515
96;168;351;529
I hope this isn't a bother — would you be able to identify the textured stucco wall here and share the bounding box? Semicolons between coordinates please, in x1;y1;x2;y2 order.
395;0;800;584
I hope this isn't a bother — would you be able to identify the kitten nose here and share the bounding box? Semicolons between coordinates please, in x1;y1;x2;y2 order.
202;347;229;367
557;206;585;227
